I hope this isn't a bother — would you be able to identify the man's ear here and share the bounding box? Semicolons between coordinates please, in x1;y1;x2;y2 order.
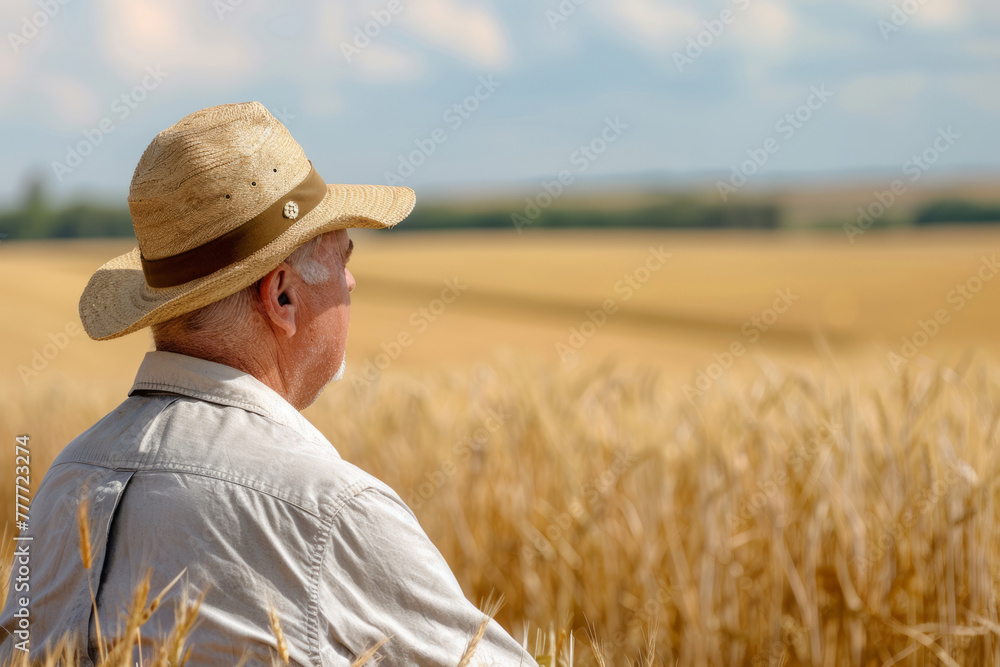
259;264;298;337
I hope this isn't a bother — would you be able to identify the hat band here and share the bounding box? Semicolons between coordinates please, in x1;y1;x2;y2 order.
140;163;328;288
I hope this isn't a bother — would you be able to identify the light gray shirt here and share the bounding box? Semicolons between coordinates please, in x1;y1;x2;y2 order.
0;351;535;666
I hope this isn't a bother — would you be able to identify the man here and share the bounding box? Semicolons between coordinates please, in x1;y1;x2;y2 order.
0;102;535;666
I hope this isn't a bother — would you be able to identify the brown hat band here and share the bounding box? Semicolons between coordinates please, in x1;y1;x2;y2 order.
140;163;328;288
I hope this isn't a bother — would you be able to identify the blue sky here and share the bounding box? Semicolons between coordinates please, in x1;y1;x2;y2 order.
1;0;998;206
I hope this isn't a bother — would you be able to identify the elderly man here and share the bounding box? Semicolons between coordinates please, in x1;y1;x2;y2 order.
0;102;535;666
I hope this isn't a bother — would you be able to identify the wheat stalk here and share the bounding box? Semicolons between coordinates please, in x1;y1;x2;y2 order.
268;605;289;664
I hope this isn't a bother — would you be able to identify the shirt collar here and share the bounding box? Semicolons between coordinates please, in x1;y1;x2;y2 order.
128;350;337;455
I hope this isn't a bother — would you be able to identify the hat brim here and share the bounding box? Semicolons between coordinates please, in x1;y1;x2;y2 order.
79;183;416;341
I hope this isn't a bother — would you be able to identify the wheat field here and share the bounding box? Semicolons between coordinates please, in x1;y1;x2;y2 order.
2;228;1000;665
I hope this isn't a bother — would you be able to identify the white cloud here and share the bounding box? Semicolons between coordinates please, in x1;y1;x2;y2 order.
355;43;427;82
837;72;927;117
593;0;800;59
872;0;1000;30
404;0;510;68
0;44;17;88
0;2;103;123
848;0;974;27
0;0;68;86
96;0;262;83
318;2;426;81
39;76;104;125
591;0;699;53
733;0;794;48
911;0;970;28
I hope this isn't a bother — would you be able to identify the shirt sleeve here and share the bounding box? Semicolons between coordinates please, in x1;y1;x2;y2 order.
315;486;536;667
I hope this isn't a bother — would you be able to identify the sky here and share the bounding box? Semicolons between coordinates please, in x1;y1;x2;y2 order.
0;0;998;206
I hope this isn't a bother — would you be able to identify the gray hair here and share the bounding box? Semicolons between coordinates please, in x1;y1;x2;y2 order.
151;233;330;353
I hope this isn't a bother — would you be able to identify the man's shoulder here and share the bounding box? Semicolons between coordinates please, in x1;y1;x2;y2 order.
55;392;386;520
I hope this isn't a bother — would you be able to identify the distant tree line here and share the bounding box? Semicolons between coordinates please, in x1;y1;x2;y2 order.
408;200;781;231
0;178;133;240
0;190;782;239
913;200;1000;225
0;177;997;239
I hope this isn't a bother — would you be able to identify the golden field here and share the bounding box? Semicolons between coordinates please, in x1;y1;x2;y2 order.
4;227;1000;387
2;228;1000;665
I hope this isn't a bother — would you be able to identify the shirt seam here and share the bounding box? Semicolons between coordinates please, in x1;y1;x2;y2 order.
45;459;329;519
306;481;377;666
131;385;333;450
130;381;271;417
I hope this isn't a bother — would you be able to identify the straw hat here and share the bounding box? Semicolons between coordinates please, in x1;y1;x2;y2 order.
78;101;416;341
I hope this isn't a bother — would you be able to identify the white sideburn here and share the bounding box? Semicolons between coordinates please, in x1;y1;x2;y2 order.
331;358;346;382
